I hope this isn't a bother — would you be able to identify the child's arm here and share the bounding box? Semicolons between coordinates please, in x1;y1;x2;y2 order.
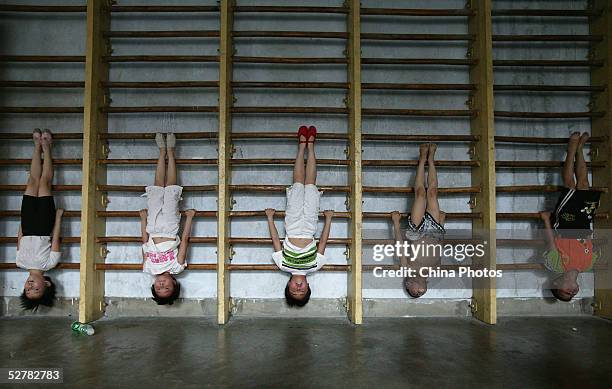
265;208;282;252
51;209;63;252
139;209;149;244
390;211;408;266
17;225;23;251
317;210;334;255
177;209;196;265
539;211;557;251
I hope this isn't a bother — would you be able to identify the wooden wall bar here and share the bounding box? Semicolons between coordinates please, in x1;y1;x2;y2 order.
217;0;233;325
591;0;612;320
468;0;497;324
347;0;363;325
78;0;110;323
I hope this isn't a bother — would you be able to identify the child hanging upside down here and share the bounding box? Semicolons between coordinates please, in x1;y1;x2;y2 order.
139;132;196;305
540;132;601;302
17;129;64;311
265;125;333;307
391;143;445;298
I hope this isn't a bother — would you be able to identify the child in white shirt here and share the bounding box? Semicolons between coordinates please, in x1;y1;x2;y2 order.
17;129;64;311
266;125;334;307
139;133;196;305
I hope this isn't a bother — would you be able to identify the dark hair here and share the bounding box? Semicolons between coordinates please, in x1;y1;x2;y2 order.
404;278;424;298
20;276;56;311
151;276;181;305
284;277;311;307
551;288;573;302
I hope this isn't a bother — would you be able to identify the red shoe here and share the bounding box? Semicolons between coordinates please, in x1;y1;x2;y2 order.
308;125;317;143
298;125;309;143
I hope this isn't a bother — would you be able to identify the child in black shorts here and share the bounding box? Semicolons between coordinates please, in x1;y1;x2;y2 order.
17;129;64;310
540;132;601;302
392;143;445;298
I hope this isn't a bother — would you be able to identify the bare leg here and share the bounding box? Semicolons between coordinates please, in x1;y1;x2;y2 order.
575;132;590;190
38;140;53;197
293;133;307;184
410;144;428;226
425;143;442;223
25;139;42;197
166;147;177;186
305;141;317;186
154;147;166;187
563;132;580;189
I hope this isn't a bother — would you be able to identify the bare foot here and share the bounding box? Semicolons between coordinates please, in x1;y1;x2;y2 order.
578;132;590;147
569;131;580;144
428;143;437;161
32;128;42;146
41;129;53;148
419;143;429;161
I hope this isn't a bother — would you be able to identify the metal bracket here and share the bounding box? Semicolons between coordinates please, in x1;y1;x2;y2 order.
229;298;238;314
588;95;598;112
587;46;597;61
99;244;109;259
232;96;237;104
103;93;112;106
591;299;602;312
465;0;472;10
229;197;237;210
468;142;478;160
589;146;599;160
101;141;110;158
100;193;110;208
466;44;474;60
229;245;235;261
469;298;478;314
345;194;351;211
465;92;475;110
344;246;351;261
468;194;477;210
230;143;236;158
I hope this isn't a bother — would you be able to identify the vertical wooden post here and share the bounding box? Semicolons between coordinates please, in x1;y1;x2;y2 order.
217;0;234;324
468;0;497;324
347;0;363;324
79;0;110;323
590;0;612;320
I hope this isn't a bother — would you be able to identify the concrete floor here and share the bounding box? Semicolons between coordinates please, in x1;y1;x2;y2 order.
0;317;611;388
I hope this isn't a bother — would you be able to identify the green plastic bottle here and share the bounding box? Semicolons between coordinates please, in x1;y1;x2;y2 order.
71;321;95;336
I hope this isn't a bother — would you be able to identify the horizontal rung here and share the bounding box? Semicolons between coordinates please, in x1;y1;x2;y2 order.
98;185;217;192
495;111;605;118
104;81;218;88
494;136;606;144
363;83;474;91
362;109;476;117
107;55;219;63
493;35;602;42
99;159;217;165
111;5;218;12
100;132;216;140
494;85;606;92
491;9;601;17
362;58;475;66
232;107;348;114
234;56;346;64
495;161;605;168
497;185;608;193
493;59;603;67
0;81;84;88
0;185;81;192
104;106;218;113
233;6;345;14
361;8;473;17
106;30;220;38
0;55;85;62
0;107;82;113
0;4;86;12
